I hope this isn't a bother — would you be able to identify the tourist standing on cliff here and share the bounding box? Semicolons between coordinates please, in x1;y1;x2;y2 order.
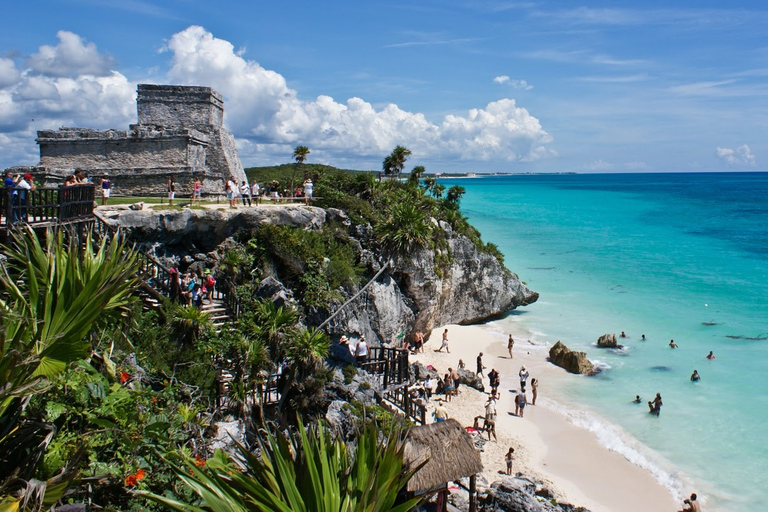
100;175;111;205
167;175;176;206
508;335;515;358
251;181;261;205
191;177;202;206
436;328;450;353
303;179;314;204
355;337;369;365
240;181;252;207
226;177;239;208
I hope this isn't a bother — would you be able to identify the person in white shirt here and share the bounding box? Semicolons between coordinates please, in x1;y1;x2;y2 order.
240;181;252;207
355;337;369;365
303;179;314;204
251;182;261;205
226;177;239;208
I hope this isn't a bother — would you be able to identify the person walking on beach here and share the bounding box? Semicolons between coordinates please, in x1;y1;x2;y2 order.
488;368;500;396
648;393;663;416
690;369;701;382
505;447;515;475
531;377;538;405
519;366;530;392
484;397;497;441
508;335;515;358
476;352;486;376
436;328;450;353
515;390;527;417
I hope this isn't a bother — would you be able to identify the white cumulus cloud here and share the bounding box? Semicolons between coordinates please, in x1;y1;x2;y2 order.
26;31;116;77
165;26;552;163
0;26;554;168
494;75;510;83
716;144;755;166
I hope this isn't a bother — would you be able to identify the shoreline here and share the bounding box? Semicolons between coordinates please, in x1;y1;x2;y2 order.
412;323;682;512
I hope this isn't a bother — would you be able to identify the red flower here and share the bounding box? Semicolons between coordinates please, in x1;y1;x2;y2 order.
194;454;206;468
124;469;147;487
120;371;130;383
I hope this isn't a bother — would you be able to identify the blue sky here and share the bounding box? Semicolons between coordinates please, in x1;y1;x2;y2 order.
2;0;768;173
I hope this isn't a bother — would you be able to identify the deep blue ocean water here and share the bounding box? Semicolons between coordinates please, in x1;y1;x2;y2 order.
452;172;768;512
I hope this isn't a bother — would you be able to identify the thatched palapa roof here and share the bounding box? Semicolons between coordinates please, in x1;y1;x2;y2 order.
402;418;483;492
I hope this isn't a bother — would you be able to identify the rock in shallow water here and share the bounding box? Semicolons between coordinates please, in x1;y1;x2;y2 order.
548;341;595;375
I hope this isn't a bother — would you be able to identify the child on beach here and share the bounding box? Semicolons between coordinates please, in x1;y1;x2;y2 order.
505;447;515;475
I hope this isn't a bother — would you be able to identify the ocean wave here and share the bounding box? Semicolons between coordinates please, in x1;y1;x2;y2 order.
589;359;612;372
542;398;689;502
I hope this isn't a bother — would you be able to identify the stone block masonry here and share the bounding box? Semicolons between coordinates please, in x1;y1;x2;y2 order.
32;84;247;196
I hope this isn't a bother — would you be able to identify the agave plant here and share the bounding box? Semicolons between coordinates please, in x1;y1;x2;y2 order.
141;418;423;512
375;202;433;256
0;226;142;510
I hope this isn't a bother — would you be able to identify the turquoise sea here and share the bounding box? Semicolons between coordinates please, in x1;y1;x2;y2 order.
452;173;768;512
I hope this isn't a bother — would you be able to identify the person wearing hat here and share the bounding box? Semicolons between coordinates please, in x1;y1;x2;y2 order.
519;365;529;392
100;174;111;205
355;336;369;365
434;399;448;422
339;335;349;349
303;178;313;204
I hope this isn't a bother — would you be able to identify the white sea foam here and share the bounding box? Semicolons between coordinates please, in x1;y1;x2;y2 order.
541;397;690;502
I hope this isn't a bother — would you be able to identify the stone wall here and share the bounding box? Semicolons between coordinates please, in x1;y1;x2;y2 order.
28;84;246;197
137;84;224;129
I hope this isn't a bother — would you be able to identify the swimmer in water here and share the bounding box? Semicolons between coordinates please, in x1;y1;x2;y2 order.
641;334;646;341
669;339;678;348
620;331;627;338
632;395;642;403
690;370;700;382
706;351;715;360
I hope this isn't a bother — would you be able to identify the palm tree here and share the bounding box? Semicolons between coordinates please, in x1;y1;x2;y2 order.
292;145;310;164
141;418;423;512
382;145;412;178
291;146;311;194
446;185;466;205
409;165;425;186
376;202;433;256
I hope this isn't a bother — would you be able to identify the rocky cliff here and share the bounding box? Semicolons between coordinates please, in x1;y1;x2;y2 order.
100;205;538;345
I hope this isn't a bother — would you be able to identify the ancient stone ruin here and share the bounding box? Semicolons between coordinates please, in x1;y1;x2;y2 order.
33;84;246;196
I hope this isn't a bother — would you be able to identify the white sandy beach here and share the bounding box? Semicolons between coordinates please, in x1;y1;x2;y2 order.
412;323;681;512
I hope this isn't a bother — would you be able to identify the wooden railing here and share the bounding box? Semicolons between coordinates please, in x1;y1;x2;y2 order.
359;346;410;389
1;184;95;229
380;385;427;425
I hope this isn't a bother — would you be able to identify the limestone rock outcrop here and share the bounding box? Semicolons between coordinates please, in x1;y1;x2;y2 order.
596;333;621;348
480;475;591;512
105;205;537;348
548;341;595;375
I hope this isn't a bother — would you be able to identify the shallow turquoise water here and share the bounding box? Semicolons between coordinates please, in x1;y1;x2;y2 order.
452;173;768;512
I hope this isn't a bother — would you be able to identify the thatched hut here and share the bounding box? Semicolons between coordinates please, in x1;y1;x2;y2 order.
403;419;483;512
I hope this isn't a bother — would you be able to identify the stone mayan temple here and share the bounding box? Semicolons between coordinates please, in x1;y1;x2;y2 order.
35;84;247;196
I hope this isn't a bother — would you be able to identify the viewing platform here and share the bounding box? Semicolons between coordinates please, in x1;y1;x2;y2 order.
1;184;95;236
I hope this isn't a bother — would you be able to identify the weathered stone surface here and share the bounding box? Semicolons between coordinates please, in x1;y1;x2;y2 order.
596;333;621;348
324;400;357;441
256;276;295;309
35;84;247;196
457;367;485;392
410;361;439;382
480;476;592;512
548;341;595;375
100;205;326;250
